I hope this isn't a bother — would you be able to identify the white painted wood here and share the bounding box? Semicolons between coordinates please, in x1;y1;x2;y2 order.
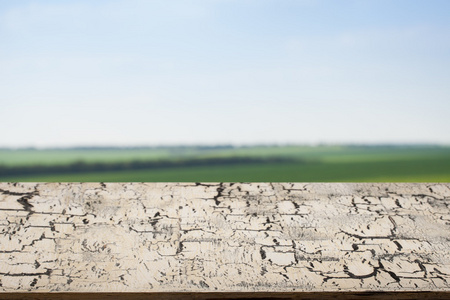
0;183;449;292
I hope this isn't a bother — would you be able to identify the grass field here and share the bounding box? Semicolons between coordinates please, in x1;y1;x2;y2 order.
1;145;449;182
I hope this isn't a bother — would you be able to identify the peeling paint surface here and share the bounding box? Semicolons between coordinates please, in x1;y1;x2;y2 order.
0;182;449;292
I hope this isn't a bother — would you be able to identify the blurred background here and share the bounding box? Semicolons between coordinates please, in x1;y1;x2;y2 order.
1;0;449;182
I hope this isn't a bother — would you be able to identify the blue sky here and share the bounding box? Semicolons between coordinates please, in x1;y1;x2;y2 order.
1;0;449;147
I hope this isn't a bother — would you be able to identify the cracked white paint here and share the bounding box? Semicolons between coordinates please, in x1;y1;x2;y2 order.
0;182;449;292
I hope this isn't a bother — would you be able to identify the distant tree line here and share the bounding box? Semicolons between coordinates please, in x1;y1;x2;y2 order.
0;156;297;177
0;144;442;151
0;145;237;151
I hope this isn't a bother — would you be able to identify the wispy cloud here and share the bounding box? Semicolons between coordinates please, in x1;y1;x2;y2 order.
0;0;213;32
285;25;449;54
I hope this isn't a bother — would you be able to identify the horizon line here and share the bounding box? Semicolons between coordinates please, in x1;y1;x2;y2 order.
1;142;449;151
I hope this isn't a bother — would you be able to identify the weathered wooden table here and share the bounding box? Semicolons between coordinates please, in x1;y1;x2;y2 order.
1;183;449;299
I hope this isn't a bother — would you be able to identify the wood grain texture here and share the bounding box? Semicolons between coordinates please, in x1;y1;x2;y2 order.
0;183;449;293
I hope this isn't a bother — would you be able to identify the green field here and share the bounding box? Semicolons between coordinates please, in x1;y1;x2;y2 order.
1;145;449;182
